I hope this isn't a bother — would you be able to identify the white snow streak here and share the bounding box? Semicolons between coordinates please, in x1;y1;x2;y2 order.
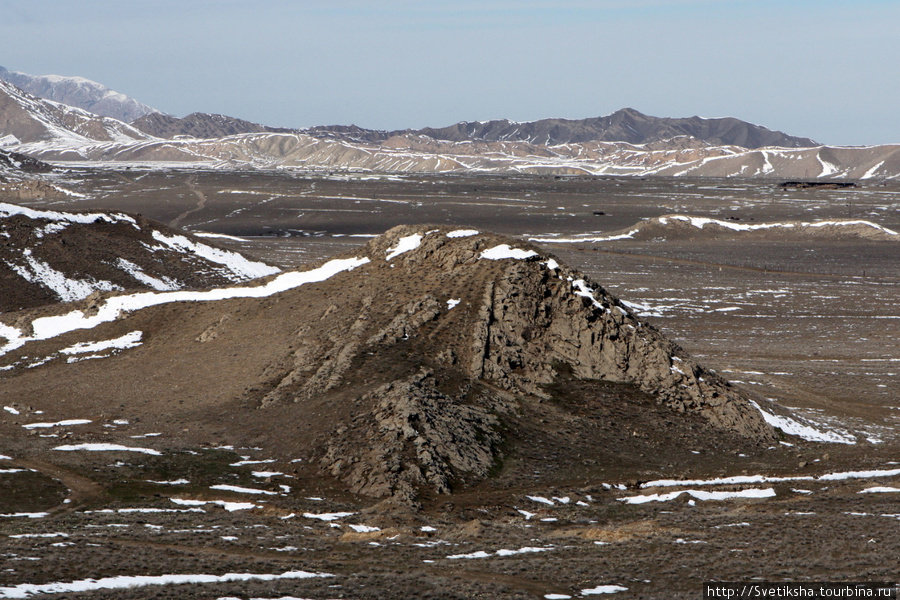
60;331;142;356
619;488;776;504
53;443;161;455
0;570;332;599
0;203;136;226
7;251;120;302
150;231;280;280
115;259;181;291
0;257;369;358
209;485;278;496
447;546;555;560
750;400;856;444
22;419;91;429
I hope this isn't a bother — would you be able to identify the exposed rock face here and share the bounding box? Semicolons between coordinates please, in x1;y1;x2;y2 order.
465;258;763;435
0;149;52;173
322;370;502;503
246;225;776;499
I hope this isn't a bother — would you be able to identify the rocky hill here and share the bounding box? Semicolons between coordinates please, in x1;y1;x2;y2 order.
0;66;159;123
413;108;819;149
0;148;72;201
131;112;297;139
0;225;778;502
0;202;279;312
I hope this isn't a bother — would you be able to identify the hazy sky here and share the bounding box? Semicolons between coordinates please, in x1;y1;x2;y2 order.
2;0;898;145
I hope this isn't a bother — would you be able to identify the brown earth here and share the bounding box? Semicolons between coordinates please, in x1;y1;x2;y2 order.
0;171;898;599
0;204;277;312
0;225;779;505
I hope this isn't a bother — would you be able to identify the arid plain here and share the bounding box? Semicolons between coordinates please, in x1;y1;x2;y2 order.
2;169;899;599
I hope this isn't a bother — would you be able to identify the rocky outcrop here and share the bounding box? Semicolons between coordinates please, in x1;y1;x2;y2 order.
321;370;501;503
0;222;781;501
249;225;778;500
466;258;767;435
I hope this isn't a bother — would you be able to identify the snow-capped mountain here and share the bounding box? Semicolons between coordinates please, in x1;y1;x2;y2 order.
0;79;154;149
1;71;898;179
0;66;159;123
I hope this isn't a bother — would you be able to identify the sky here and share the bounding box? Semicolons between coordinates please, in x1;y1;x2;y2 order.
1;0;898;146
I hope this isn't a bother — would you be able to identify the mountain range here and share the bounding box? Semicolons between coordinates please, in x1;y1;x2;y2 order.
130;107;818;150
0;65;158;123
1;67;898;179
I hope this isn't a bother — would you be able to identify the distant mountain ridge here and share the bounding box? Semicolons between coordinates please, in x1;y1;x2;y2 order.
0;66;159;123
130;107;817;150
409;108;819;149
4;68;899;179
131;112;297;139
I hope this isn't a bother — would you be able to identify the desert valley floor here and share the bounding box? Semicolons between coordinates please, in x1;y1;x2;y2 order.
1;169;899;599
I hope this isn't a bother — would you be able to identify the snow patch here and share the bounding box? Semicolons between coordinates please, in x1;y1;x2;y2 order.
0;570;332;599
480;244;538;260
447;546;555;560
385;233;423;261
447;229;479;238
859;486;900;493
750;400;856;444
150;231;280;280
303;511;355;521
170;498;257;512
53;443;161;455
582;585;629;595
